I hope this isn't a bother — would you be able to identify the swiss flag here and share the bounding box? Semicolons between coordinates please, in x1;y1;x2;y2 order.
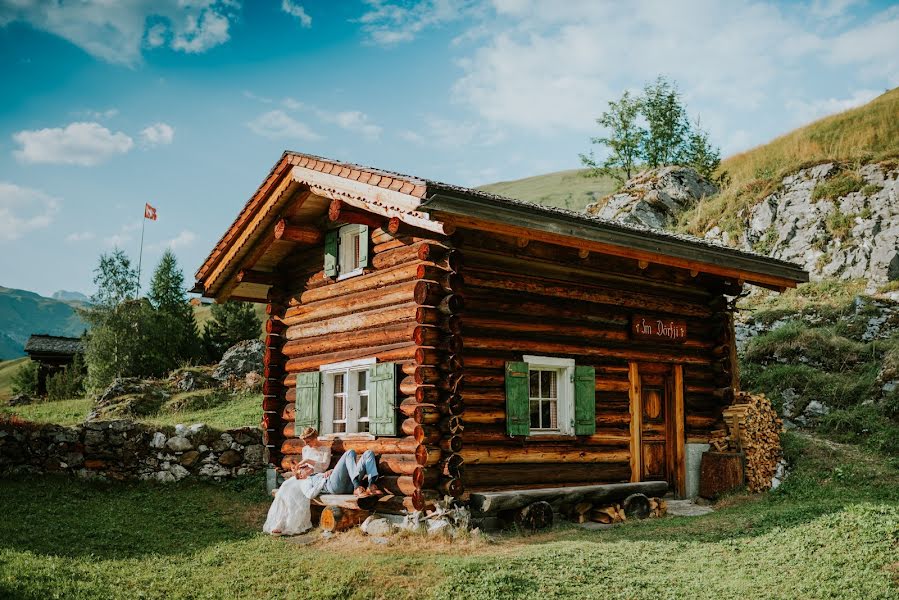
144;203;157;221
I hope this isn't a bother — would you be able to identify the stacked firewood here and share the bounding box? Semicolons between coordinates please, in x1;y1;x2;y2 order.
709;392;783;493
571;497;667;524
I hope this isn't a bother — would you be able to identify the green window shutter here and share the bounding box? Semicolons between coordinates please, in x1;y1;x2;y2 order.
574;365;596;435
368;362;397;436
294;371;321;433
505;361;530;436
358;225;370;268
324;230;338;277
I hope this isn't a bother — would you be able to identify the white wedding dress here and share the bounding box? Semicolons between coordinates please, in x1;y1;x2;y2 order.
262;444;331;536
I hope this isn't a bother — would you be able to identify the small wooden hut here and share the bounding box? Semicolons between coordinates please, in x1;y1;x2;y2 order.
23;334;84;396
193;151;807;519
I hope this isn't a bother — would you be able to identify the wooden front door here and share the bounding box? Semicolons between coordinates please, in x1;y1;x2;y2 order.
639;369;674;485
628;362;685;495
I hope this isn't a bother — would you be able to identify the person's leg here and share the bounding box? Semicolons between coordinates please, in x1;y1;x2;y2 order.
358;450;380;485
324;450;356;494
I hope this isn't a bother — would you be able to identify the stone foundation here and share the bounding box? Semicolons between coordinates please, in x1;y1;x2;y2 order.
0;418;264;482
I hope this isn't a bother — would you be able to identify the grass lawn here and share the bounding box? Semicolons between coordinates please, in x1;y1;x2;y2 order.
1;432;897;599
0;391;261;430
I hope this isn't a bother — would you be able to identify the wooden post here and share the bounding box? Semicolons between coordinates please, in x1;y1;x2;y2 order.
628;362;642;483
673;364;686;498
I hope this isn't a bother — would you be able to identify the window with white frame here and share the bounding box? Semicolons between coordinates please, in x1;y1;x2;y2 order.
338;224;365;279
320;358;374;436
524;355;575;435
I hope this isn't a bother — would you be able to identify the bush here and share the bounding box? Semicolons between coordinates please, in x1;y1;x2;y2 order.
46;354;86;401
819;405;899;455
11;360;39;396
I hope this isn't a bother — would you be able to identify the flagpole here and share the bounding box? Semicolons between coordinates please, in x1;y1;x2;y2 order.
136;212;146;298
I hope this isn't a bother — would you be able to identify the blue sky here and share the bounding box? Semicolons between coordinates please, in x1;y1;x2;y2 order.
1;0;898;297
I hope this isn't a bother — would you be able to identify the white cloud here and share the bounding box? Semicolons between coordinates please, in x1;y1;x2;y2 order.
104;233;132;247
66;231;96;242
0;1;240;66
247;110;321;141
75;108;119;120
13;122;134;166
400;115;502;147
243;90;274;104
0;183;60;241
282;0;312;27
282;97;304;110
786;89;883;125
319;110;383;140
358;0;478;45
140;123;175;146
149;229;197;251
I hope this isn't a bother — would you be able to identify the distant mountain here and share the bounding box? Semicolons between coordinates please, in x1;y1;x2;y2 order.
0;286;88;360
52;290;90;303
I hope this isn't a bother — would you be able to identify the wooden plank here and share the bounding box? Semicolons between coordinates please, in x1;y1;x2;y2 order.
674;364;686;498
628;362;642;482
469;481;669;514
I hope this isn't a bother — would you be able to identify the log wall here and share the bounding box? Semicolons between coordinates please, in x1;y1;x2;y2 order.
265;220;462;512
455;229;735;492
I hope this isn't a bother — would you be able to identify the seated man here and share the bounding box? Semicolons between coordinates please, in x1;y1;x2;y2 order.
295;428;384;499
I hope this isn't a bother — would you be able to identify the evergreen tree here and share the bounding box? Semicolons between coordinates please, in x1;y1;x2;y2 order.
90;249;137;309
640;76;690;168
682;117;722;181
580;90;644;184
202;301;262;362
148;249;202;369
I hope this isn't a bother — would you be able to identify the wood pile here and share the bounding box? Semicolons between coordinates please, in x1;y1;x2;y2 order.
573;496;667;524
708;391;783;493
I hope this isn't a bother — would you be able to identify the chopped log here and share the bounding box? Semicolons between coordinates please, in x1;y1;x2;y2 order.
699;451;744;499
469;481;668;514
509;501;553;531
274;219;323;245
438;478;464;498
464;463;631;487
621;493;651;519
328;199;386;228
320;506;370;533
378;475;419;496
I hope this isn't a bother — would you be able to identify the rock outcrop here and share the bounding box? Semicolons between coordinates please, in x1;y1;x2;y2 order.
721;161;899;284
586;166;718;229
213;339;264;382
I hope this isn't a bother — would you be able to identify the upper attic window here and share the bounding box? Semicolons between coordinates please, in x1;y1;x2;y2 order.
325;224;369;280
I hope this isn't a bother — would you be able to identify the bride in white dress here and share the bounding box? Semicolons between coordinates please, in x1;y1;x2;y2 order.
263;428;331;536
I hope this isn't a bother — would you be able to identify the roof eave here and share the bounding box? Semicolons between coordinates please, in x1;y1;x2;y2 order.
420;191;809;289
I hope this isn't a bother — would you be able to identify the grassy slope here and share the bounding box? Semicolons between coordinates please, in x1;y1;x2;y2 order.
678;87;899;238
0;286;88;359
0;391;261;429
0;357;28;403
477;168;618;211
0;432;896;599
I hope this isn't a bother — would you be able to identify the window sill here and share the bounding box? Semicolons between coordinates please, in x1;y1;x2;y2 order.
522;434;577;442
336;268;364;282
320;433;376;442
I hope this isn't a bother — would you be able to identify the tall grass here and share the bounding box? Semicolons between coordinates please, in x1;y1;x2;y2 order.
679;87;899;238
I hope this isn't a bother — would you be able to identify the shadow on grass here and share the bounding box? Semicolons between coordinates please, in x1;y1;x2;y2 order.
0;474;270;560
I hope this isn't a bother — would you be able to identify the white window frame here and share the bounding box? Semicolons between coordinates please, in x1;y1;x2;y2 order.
319;357;376;439
523;355;575;436
336;224;365;281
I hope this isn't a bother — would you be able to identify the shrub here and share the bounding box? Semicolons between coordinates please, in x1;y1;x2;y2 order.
11;360;39;396
811;171;866;201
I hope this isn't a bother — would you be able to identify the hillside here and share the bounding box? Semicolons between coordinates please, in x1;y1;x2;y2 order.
477;168;618;211
679;86;899;238
0;287;88;360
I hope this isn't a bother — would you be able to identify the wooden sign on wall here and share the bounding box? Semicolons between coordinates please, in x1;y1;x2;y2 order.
631;315;688;343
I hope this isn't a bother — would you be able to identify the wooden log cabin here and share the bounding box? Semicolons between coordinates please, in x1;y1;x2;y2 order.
192;151;807;515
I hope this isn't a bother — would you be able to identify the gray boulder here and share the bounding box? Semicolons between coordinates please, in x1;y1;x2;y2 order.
213;339;264;381
586;166;718;229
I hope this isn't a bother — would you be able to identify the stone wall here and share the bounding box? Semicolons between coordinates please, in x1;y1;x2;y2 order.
0;418;265;482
